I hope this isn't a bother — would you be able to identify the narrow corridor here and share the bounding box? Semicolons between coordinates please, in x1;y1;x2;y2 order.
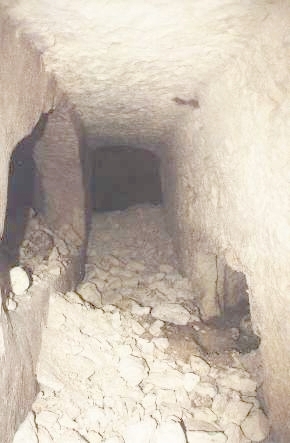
13;205;269;443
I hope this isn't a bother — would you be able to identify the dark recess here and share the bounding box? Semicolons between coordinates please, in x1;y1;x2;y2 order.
92;146;163;212
2;116;47;264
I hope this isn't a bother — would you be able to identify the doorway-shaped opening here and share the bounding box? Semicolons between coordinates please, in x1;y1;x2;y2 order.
211;265;260;354
2;128;38;265
92;146;163;212
1;114;55;272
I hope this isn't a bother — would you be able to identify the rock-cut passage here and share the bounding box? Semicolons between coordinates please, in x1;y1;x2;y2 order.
92;146;163;212
13;204;270;443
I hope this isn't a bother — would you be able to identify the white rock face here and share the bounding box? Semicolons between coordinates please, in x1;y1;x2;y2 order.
10;266;30;296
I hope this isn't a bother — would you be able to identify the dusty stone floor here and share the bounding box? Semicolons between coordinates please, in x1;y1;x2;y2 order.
13;205;271;443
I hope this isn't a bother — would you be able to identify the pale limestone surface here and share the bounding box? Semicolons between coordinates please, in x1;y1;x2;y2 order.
1;0;266;151
0;1;289;440
13;207;269;443
9;266;30;296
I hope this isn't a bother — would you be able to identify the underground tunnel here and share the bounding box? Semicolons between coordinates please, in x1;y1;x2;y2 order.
1;113;265;443
5;130;258;355
0;1;290;443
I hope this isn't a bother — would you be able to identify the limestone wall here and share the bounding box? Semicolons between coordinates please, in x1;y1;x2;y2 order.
33;101;88;247
0;15;58;235
0;1;290;440
0;16;71;443
162;8;290;439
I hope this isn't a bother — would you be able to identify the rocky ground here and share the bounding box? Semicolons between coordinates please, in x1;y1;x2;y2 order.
13;204;271;443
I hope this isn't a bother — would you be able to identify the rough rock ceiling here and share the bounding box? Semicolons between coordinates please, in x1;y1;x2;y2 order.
1;0;274;150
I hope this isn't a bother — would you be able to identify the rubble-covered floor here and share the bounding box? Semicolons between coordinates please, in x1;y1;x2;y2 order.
13;205;270;443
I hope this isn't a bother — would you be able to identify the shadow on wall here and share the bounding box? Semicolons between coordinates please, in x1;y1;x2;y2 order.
2;115;47;264
92;146;163;212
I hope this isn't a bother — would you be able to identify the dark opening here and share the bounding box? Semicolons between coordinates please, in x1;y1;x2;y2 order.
2;116;47;265
2;136;36;265
91;146;163;212
205;266;260;353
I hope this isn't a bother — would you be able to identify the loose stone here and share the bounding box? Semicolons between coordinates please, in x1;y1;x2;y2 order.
6;297;17;311
119;355;148;386
214;368;257;394
241;408;270;442
149;320;164;336
123;418;156;443
10;266;30;296
151;303;191;325
190;355;210;376
12;206;266;443
77;281;102;306
155;420;186;443
187;430;227;443
126;261;146;273
224;423;251;443
191;407;217;423
130;302;151;316
147;363;184;390
183;372;200;392
219;398;252;426
193;382;218;398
